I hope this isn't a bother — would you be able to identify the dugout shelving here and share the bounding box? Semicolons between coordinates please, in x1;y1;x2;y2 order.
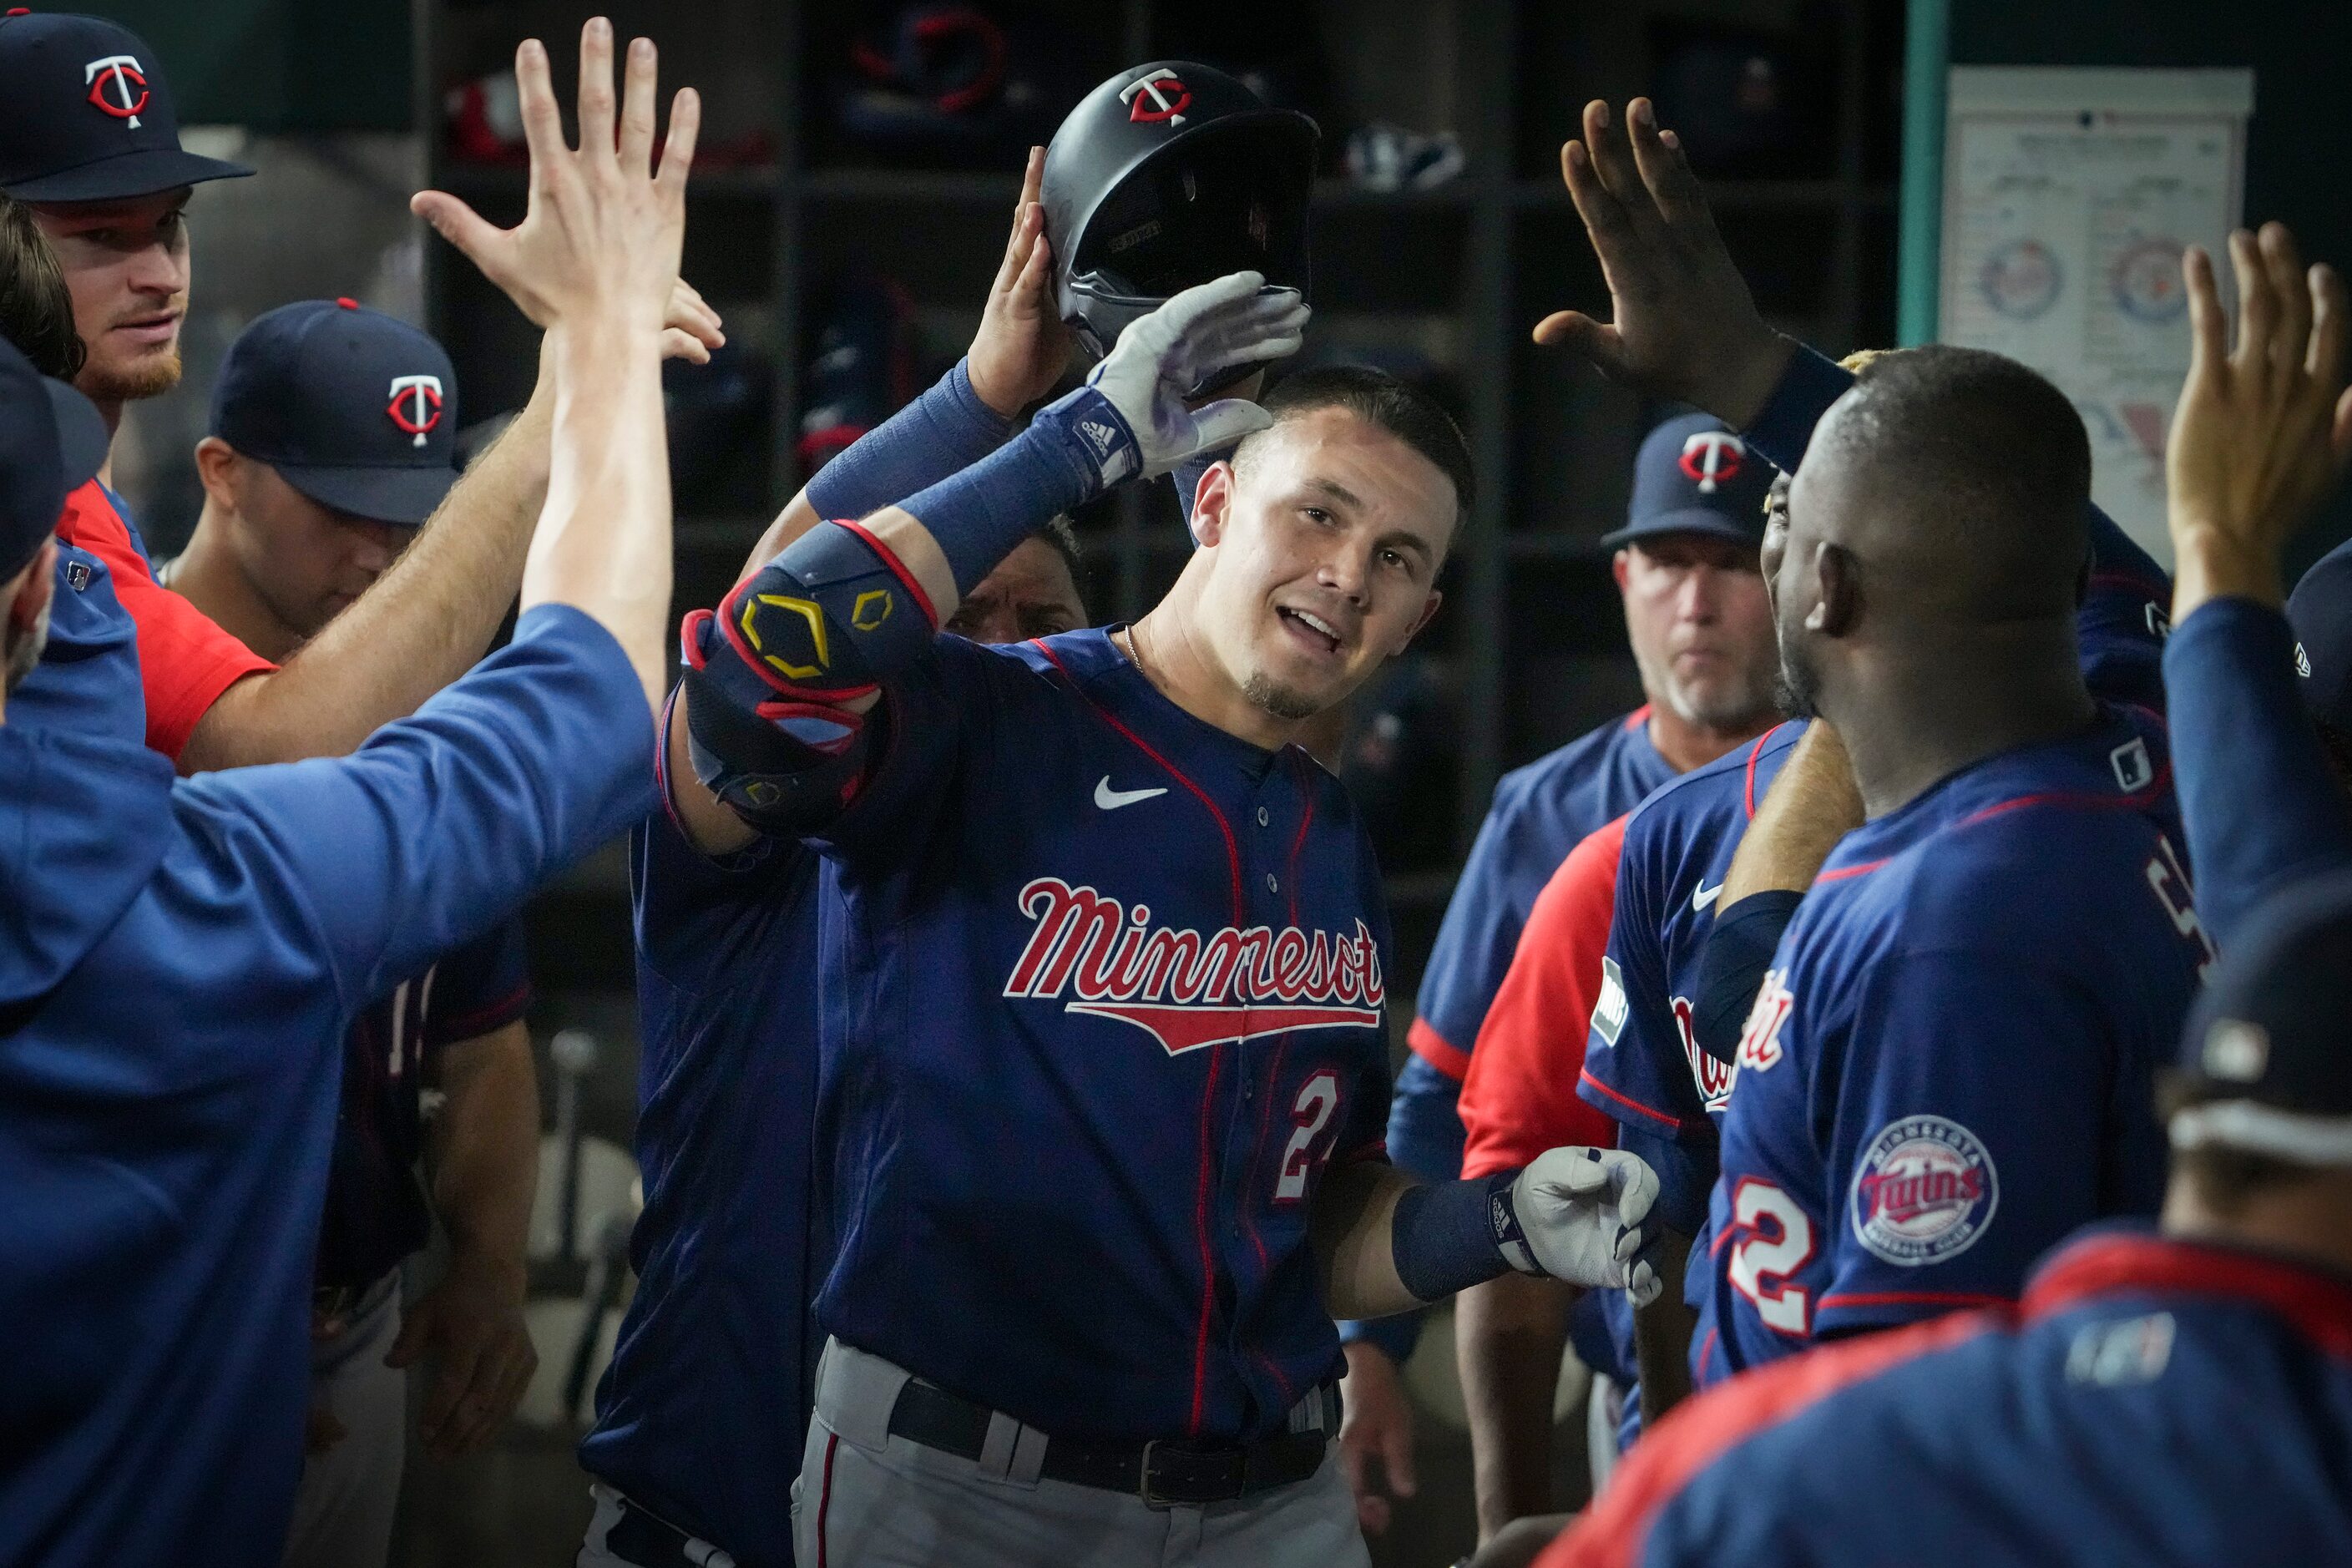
414;0;1904;990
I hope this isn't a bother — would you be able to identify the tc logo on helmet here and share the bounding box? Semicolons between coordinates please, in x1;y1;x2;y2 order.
84;56;149;127
1679;430;1747;493
387;375;444;448
1120;68;1191;127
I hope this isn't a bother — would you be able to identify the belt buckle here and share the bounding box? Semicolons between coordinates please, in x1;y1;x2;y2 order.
1137;1440;1239;1510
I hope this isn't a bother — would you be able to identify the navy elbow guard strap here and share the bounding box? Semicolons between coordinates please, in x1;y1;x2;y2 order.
1692;890;1805;1065
1390;1168;1537;1303
679;518;938;829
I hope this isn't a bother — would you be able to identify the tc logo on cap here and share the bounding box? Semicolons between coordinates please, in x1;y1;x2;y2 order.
1121;68;1191;126
84;54;149;127
387;375;444;448
1678;430;1747;494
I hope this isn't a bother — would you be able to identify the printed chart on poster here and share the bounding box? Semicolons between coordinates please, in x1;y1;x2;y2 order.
1941;67;2253;567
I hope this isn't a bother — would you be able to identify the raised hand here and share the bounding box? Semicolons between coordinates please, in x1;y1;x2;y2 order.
1534;98;1793;427
1041;270;1310;489
2167;222;2352;615
967;145;1071;416
410;19;699;336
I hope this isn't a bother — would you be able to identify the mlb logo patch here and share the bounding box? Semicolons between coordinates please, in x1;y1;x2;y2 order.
1590;955;1628;1045
65;559;93;592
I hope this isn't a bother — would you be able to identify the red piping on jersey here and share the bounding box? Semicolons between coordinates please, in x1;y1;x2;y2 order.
1814;758;2171;885
1951;761;2172;832
652;680;701;849
833;516;939;630
816;1429;839;1568
1407;1017;1471;1081
1241;1034;1287;1271
1623;704;1653;731
2021;1232;2352;1363
1578;1067;1684;1133
1693;1327;1718;1384
1189;1048;1224;1434
1032;635;1243;1440
1743;721;1796;821
1540;1308;2002;1568
1818;1288;2010;1315
1336;1135;1388;1165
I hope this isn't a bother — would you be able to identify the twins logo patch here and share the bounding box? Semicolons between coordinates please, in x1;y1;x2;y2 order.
1849;1115;1998;1266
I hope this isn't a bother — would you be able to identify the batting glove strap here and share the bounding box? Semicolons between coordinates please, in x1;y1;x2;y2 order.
1485;1166;1544;1276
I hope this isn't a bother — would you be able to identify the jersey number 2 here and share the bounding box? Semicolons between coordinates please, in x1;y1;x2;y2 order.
1725;1178;1815;1335
1275;1071;1341;1202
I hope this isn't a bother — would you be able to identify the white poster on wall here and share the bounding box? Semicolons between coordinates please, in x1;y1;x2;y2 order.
1941;67;2253;567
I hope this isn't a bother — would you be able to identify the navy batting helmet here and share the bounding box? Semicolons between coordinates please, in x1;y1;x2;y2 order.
1040;61;1317;373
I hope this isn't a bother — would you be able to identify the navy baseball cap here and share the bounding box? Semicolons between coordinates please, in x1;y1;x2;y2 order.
0;12;252;202
0;333;106;580
210;300;460;527
2288;538;2352;733
1601;412;1779;552
2170;872;2352;1166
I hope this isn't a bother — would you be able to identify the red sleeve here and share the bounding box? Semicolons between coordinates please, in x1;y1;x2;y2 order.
56;483;275;763
1458;813;1629;1179
1535;1306;2006;1568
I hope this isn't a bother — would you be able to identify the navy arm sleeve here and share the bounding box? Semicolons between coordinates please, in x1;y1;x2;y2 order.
2164;598;2352;944
181;604;657;1019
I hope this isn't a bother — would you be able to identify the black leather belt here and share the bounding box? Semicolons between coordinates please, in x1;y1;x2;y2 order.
886;1378;1333;1507
604;1491;737;1568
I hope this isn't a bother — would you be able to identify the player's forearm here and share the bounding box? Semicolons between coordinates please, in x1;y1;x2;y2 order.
523;320;674;715
1313;1160;1423;1320
1632;1227;1696;1426
1721;721;1859;903
1457;1272;1572;1536
177;392;556;771
429;1020;539;1288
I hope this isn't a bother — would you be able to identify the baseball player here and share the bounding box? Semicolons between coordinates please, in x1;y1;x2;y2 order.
1500;94;2208;1397
579;150;1090;1568
0;10;720;766
1539;877;2352;1568
1436;412;1780;1540
1344;410;1781;1531
0;23;696;1561
2163;221;2352;941
661;263;1664;1562
159;301;539;1568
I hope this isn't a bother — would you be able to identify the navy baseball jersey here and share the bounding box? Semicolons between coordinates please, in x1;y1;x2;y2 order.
1581;723;1805;1167
1693;706;2212;1386
1544;1227;2352;1568
1392;708;1672;1179
805;627;1392;1442
315;919;533;1292
0;605;652;1565
580;802;826;1567
8;531;144;749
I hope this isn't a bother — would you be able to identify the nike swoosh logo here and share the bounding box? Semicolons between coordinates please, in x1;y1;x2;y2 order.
1095;776;1169;811
1692;880;1725;913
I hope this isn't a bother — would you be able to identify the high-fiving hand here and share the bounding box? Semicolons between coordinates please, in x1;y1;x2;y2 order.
410;19;698;336
1534;98;1793;429
967;145;1072;417
2167;222;2352;618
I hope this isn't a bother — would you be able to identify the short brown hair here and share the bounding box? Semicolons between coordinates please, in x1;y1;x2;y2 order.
1248;364;1475;521
0;196;83;381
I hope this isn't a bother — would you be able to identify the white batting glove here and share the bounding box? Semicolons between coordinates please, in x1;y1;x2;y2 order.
1504;1147;1666;1307
1033;271;1309;488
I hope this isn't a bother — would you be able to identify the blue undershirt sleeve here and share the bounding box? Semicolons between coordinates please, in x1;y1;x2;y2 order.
2164;598;2352;944
804;359;1015;525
